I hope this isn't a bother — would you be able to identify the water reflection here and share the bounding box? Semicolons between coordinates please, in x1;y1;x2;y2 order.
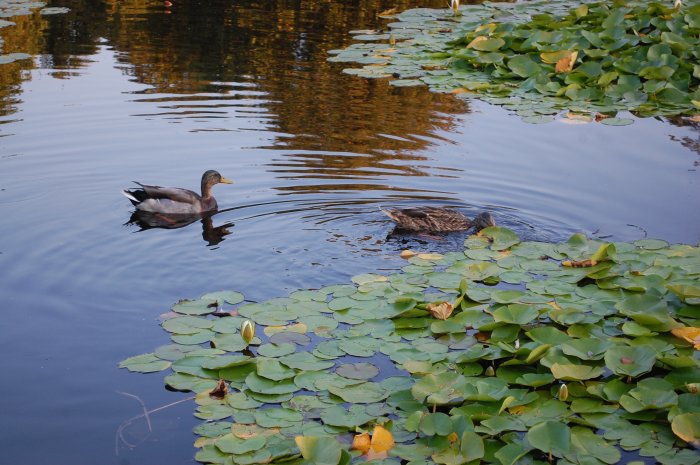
126;210;234;246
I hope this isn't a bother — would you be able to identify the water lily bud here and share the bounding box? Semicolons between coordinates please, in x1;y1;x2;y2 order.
485;366;495;376
241;319;255;345
514;339;520;349
558;383;569;401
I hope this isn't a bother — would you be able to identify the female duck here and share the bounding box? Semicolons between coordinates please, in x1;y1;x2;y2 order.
122;170;233;214
383;207;495;233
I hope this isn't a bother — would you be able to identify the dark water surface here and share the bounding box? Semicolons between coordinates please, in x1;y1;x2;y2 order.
0;1;698;464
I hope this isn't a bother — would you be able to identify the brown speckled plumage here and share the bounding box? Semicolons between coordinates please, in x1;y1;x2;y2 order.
382;207;495;233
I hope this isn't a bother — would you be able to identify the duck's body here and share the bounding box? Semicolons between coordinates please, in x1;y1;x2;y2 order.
382;207;495;233
122;170;232;214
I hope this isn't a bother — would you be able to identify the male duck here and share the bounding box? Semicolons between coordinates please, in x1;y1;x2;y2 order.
382;207;495;233
122;170;233;214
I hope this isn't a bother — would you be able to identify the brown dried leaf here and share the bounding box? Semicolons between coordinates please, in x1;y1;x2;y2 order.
209;379;228;400
378;7;397;17
555;51;578;73
427;301;454;320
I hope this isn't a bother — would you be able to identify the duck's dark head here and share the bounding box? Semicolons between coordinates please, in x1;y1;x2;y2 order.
201;170;233;197
472;211;496;231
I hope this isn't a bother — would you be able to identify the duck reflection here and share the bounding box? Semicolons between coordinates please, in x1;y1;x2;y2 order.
126;210;233;246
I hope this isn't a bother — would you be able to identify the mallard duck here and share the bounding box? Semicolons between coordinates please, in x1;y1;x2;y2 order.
382;207;495;233
122;170;233;214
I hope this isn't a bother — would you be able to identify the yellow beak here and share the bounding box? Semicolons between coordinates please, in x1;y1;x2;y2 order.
220;176;233;184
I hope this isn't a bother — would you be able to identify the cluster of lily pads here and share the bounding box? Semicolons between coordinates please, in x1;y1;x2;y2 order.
328;0;700;124
121;227;700;465
0;0;69;65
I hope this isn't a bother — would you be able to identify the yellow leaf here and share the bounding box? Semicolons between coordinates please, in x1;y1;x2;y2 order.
400;249;417;259
554;51;578;73
467;36;487;49
495;250;512;259
561;259;597;267
352;432;371;454
540;50;573;64
377;7;397;17
474;23;496;33
566;112;592;123
427;301;454;320
417;253;444;260
232;423;278;439
671;327;700;350
370;425;395;453
264;322;307;336
509;405;527;415
194;436;217;448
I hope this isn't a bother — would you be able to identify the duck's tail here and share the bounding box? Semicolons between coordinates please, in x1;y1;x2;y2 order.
121;189;140;206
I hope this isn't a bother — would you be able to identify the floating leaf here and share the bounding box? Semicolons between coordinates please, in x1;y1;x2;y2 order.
352;433;371;453
427;301;454;320
479;227;520;250
295;436;345;465
554;51;578;73
600;117;634;126
671;413;700;446
336;362;379;380
526;421;571;455
604;345;657;377
671;327;700;349
119;353;171;373
371;425;395;452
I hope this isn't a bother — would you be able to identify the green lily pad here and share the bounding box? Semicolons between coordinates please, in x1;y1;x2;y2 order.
526;420;571;455
256;358;297;381
215;433;267;455
119;353;171;373
200;290;245;305
320;405;374;428
335;362;379;380
172;298;218;315
245;372;300;395
604;345;657;377
492;303;540;325
328;382;388;403
295;436;347;465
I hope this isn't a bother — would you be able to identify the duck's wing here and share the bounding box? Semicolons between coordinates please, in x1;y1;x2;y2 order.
383;207;470;232
134;183;202;204
382;208;431;231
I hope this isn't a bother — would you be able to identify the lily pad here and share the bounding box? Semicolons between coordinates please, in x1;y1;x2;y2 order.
119;353;171;373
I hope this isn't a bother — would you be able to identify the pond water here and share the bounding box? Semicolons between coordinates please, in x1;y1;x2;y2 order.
0;0;698;464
